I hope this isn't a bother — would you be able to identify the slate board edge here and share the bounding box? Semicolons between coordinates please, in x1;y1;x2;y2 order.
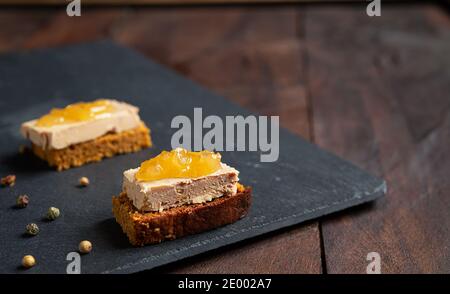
103;180;386;274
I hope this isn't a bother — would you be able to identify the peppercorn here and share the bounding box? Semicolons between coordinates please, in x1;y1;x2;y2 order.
46;207;60;220
79;177;89;187
78;240;92;254
22;255;36;269
1;174;16;187
16;195;29;208
25;223;39;236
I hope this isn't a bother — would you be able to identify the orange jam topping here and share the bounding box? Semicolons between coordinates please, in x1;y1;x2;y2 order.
135;148;222;182
35;99;116;127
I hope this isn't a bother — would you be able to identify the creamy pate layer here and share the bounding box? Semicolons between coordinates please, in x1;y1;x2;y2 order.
21;100;142;150
123;163;239;212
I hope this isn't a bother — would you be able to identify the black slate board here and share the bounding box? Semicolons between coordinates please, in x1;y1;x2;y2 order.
0;41;386;274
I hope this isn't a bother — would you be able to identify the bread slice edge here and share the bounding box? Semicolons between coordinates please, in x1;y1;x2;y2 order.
112;186;252;246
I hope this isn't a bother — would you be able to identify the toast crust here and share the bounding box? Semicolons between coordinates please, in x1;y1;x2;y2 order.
32;123;151;171
112;185;252;246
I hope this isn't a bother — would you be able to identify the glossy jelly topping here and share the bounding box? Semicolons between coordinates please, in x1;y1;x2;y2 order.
135;148;222;182
35;99;116;127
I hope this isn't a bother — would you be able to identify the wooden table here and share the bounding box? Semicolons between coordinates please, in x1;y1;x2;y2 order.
1;3;448;273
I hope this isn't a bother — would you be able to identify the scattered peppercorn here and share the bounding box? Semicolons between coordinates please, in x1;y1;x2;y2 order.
46;207;60;220
79;177;89;187
22;255;36;269
25;223;39;236
1;174;16;187
78;240;92;254
16;195;29;208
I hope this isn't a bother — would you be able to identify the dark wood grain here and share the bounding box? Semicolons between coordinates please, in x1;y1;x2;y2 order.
0;0;351;5
0;6;322;273
0;9;51;52
306;5;450;273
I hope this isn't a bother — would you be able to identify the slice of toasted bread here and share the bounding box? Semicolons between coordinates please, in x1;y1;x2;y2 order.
112;186;252;246
32;123;151;171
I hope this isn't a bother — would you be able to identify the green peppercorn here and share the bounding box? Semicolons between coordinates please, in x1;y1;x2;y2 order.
46;207;60;220
16;195;29;208
25;223;39;236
